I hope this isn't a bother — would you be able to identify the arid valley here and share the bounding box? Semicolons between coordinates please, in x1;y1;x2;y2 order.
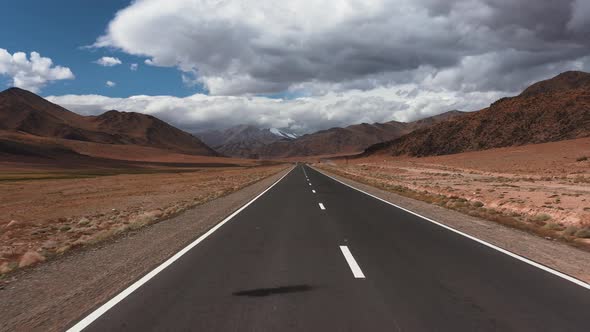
2;2;590;330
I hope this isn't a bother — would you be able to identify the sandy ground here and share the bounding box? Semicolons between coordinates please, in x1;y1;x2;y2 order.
0;164;287;276
316;138;590;247
314;167;590;284
0;167;292;332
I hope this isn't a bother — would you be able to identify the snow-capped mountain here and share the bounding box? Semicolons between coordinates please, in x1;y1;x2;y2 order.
269;128;299;139
195;125;298;158
195;110;468;159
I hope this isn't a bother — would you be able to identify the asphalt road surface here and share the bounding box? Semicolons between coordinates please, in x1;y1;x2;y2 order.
70;164;590;331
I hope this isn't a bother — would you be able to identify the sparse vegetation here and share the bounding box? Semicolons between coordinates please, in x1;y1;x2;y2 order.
563;226;579;237
472;201;484;208
530;213;552;223
0;164;287;276
575;227;590;239
542;222;563;231
576;156;588;162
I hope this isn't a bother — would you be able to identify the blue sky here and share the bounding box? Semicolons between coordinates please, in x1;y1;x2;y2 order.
0;0;205;97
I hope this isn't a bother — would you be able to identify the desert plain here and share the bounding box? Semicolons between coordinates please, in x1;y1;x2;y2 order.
0;154;286;276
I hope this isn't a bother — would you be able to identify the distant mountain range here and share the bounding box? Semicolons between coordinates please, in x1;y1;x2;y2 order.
215;110;466;158
0;87;218;162
2;70;588;163
196;125;299;158
364;71;590;157
205;71;590;159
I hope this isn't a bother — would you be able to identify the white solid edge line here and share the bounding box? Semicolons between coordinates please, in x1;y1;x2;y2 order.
340;246;365;278
312;167;590;291
66;166;296;332
319;203;326;210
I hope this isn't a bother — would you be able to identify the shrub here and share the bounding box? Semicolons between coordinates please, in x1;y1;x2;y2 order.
576;156;588;162
472;201;484;208
542;222;563;231
531;213;551;223
563;226;579;237
575;227;590;238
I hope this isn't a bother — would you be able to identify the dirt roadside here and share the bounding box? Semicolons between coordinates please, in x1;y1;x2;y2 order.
314;166;590;285
0;166;292;332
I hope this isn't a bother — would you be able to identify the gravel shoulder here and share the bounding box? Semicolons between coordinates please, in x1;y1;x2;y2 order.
0;166;292;332
315;166;590;285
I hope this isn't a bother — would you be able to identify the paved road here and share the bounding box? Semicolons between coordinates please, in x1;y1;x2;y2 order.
72;164;590;331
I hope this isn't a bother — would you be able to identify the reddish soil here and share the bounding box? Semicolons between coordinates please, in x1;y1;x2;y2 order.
0;163;287;275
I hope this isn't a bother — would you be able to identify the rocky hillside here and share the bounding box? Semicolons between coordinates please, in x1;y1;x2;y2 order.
364;71;590;157
0;87;217;156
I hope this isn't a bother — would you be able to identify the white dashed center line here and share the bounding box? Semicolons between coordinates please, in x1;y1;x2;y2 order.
319;203;326;210
339;246;365;279
312;190;316;193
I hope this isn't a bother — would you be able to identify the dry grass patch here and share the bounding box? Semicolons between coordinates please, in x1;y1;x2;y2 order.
0;164;287;276
575;227;590;239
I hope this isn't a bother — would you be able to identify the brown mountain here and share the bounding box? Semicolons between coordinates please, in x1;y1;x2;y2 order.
408;110;465;128
0;87;217;156
254;111;466;158
364;71;590;157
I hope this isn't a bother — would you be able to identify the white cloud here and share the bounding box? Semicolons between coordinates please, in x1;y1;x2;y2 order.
47;85;503;134
130;63;138;71
95;56;122;67
94;0;590;96
51;0;589;135
0;48;74;92
106;80;116;87
568;0;590;34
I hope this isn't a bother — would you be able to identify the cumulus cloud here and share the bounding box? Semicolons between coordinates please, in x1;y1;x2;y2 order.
95;56;122;67
45;0;589;134
105;80;116;87
47;86;503;134
0;48;74;92
130;63;138;71
94;0;590;96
